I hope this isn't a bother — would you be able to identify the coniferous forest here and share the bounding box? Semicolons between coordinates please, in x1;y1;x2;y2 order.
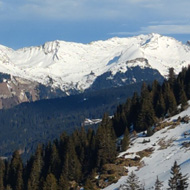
1;66;190;189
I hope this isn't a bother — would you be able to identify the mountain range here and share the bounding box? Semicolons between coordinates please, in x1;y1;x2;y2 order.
0;33;189;108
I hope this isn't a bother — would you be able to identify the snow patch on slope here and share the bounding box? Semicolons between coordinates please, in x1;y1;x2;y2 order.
104;103;190;190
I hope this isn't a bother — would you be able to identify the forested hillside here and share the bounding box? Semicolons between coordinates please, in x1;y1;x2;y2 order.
0;81;144;158
1;66;190;190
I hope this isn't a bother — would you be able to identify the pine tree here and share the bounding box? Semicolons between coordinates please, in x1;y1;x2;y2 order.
119;171;142;190
43;173;57;190
163;82;177;116
168;161;188;190
82;128;96;177
0;159;5;190
168;68;176;89
129;92;140;129
178;82;188;111
8;150;23;190
58;174;69;190
154;176;163;190
27;145;44;190
84;178;96;190
48;143;61;178
155;91;166;118
184;66;190;99
62;138;81;182
136;82;156;131
96;113;117;168
121;128;130;151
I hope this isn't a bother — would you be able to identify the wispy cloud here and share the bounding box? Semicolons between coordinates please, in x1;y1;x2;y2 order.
110;25;190;36
1;0;189;21
1;0;190;48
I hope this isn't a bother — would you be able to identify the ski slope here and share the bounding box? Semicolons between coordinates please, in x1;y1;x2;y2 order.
104;104;190;190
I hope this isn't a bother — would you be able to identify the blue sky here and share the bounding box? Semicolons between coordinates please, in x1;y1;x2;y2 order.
0;0;190;49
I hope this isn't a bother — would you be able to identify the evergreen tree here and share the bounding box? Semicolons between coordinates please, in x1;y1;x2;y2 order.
84;178;96;190
163;82;177;116
48;143;61;178
58;174;69;190
168;161;188;190
136;82;156;131
119;171;142;190
83;128;96;176
178;82;188;111
96;113;117;168
155;91;166;118
184;66;190;99
168;67;176;89
27;145;44;190
0;159;5;190
121;128;130;151
8;150;23;190
43;173;57;190
62;138;81;182
154;176;163;190
151;80;161;108
129;92;140;129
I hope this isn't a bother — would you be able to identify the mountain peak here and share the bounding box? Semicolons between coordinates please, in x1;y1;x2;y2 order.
0;34;190;93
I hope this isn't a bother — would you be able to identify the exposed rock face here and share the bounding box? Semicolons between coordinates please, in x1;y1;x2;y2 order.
0;73;66;109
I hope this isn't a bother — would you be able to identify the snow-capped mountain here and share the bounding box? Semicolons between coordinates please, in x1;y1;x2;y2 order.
0;33;190;94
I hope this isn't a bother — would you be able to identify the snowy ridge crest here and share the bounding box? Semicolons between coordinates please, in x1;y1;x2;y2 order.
0;33;190;92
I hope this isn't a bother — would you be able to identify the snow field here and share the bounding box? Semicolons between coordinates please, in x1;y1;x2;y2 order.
104;104;190;190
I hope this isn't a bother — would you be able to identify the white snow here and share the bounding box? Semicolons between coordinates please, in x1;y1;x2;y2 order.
0;33;190;92
103;103;190;190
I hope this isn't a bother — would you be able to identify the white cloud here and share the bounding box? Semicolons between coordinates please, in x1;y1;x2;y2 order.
0;0;190;22
141;25;190;34
110;25;190;36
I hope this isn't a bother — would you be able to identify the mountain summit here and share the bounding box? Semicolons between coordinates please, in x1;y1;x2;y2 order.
0;33;190;94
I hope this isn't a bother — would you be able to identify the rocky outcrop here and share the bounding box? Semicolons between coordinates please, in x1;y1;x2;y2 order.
0;73;67;109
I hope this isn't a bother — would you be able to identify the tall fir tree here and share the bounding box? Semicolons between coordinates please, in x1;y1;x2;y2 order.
119;171;142;190
129;92;140;129
48;143;61;178
62;138;81;182
96;113;117;168
0;159;5;190
168;67;176;89
43;173;57;190
154;176;163;190
27;145;44;190
168;161;188;190
84;178;96;190
178;82;188;111
163;82;177;116
136;82;156;131
58;174;69;190
155;91;166;118
121;128;130;151
8;150;23;190
184;66;190;99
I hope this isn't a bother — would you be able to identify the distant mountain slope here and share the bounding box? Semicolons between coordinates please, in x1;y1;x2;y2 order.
0;33;189;94
0;82;143;159
104;104;190;190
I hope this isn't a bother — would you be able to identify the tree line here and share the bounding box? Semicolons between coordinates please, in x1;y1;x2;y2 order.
0;114;117;190
112;67;190;141
1;65;190;189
